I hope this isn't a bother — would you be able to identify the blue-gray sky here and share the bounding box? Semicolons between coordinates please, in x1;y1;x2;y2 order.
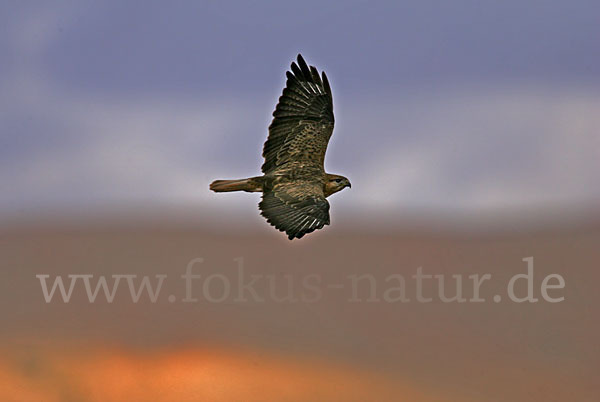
1;1;599;220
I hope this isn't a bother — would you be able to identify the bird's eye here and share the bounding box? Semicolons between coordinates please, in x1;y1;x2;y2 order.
334;178;342;183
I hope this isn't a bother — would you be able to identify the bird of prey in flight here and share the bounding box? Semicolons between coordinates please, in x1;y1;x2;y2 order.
210;54;351;240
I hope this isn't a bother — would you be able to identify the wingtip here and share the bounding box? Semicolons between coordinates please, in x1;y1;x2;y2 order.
322;71;331;94
297;54;311;77
289;232;305;240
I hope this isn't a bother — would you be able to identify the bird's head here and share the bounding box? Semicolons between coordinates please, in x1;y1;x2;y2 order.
324;174;351;197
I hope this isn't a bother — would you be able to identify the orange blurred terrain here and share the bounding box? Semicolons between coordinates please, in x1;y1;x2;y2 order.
1;220;599;401
0;341;442;402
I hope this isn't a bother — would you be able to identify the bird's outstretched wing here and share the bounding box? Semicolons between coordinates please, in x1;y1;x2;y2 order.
262;54;334;174
259;180;330;240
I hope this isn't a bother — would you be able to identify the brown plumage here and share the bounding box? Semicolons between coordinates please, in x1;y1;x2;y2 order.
210;54;350;240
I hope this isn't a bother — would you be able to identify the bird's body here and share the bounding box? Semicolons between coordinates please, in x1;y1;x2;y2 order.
210;54;350;240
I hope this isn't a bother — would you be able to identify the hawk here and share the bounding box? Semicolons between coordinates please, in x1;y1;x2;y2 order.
210;54;351;240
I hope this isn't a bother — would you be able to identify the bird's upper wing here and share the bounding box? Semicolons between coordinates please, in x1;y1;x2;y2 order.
262;54;334;174
259;179;330;240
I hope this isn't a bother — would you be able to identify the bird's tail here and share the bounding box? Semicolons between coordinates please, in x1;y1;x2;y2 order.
209;177;263;193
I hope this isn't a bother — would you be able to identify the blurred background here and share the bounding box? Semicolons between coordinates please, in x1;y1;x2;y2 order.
1;1;598;401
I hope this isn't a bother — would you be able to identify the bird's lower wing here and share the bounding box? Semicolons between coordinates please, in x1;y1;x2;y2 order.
259;181;330;240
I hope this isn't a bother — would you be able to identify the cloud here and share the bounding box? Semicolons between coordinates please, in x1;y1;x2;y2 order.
0;79;265;210
338;87;600;211
2;78;599;219
1;2;599;222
